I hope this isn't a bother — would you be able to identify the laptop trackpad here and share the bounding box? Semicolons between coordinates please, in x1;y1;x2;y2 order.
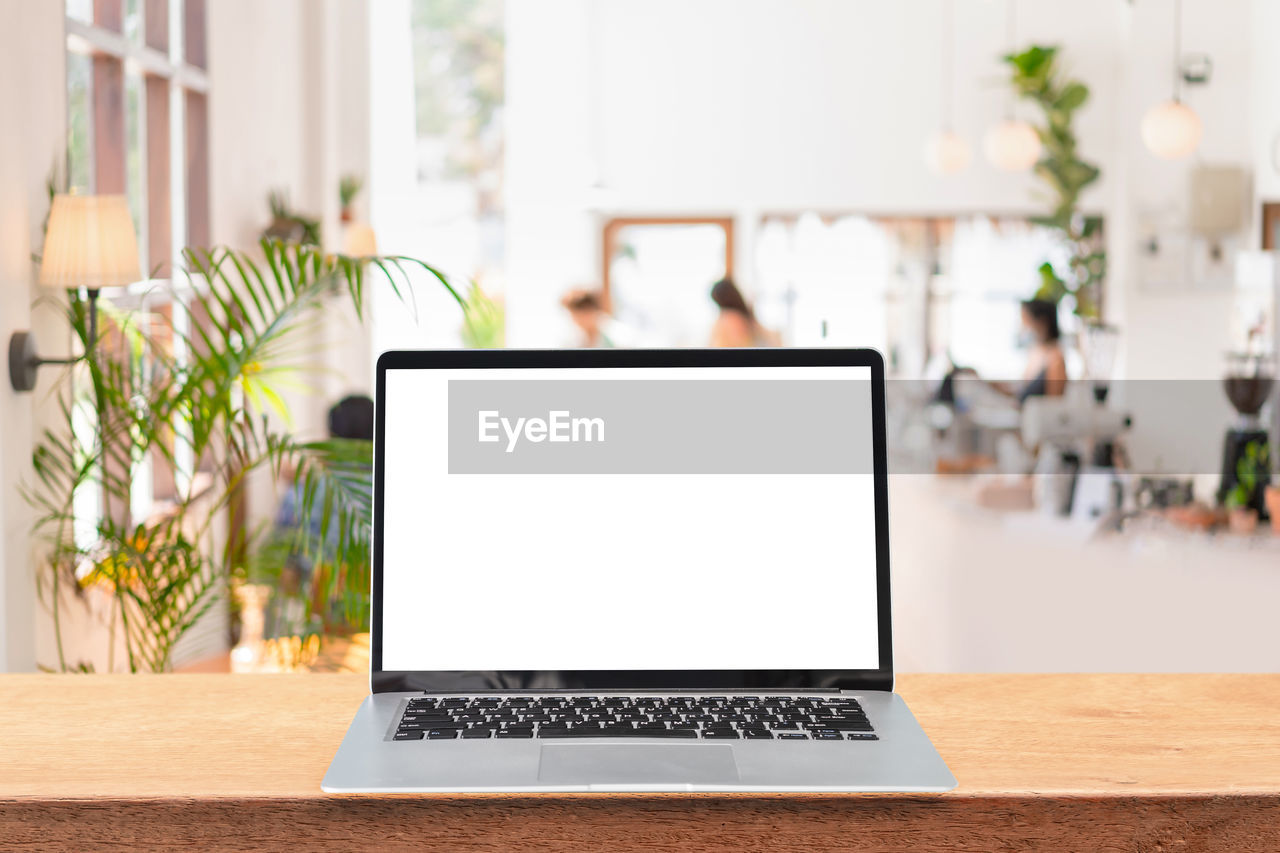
538;744;739;785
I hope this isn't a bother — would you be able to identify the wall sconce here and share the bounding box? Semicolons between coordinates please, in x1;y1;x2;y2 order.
8;194;140;392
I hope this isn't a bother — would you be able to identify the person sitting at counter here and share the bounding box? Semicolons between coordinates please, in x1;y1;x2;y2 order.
936;298;1067;410
982;298;1066;404
1013;299;1067;402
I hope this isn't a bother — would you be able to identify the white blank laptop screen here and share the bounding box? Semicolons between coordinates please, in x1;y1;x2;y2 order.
379;365;879;672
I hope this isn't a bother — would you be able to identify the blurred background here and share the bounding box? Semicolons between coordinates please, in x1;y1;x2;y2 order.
2;0;1279;677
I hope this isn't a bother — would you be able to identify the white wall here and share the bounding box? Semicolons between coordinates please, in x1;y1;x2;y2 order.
505;0;1129;345
1252;0;1280;208
505;0;1275;384
0;0;69;672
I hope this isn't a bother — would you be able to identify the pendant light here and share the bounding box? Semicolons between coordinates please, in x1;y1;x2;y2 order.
984;0;1041;171
1141;0;1203;160
925;0;971;175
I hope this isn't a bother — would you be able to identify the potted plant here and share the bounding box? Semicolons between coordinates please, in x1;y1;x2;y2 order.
1001;45;1105;319
1225;441;1267;534
338;174;364;224
27;239;463;672
1267;485;1280;534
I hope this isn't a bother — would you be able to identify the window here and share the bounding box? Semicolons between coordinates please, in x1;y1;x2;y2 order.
368;0;505;353
602;217;735;347
64;0;210;526
755;213;1078;377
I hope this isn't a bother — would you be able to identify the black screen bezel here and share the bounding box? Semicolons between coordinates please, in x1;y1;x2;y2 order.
370;348;893;693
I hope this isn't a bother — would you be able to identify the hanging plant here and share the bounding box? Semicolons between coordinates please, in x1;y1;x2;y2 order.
1002;45;1106;318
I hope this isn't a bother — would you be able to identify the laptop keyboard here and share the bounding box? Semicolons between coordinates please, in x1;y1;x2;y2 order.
392;695;876;741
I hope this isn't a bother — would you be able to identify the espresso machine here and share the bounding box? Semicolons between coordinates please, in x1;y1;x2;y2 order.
1217;352;1273;516
1217;252;1279;517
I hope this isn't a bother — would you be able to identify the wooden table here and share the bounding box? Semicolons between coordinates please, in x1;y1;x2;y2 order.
2;674;1278;851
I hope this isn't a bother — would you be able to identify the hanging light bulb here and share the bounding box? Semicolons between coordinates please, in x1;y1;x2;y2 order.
1141;100;1203;160
1142;0;1203;160
984;1;1040;171
925;0;968;175
926;131;972;175
985;119;1041;171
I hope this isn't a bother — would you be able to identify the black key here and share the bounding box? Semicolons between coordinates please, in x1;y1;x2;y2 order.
461;728;494;739
440;698;469;708
742;729;773;740
847;733;879;741
812;721;874;732
812;731;843;740
393;730;424;740
701;729;740;739
426;729;458;739
409;722;465;733
768;722;798;730
538;727;698;739
496;729;533;738
397;721;449;731
777;732;809;740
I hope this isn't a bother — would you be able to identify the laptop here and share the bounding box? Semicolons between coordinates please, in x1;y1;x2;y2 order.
323;348;956;792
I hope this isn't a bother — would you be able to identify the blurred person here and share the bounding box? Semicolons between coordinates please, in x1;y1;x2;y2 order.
982;298;1067;404
1011;298;1067;403
561;289;617;347
709;278;779;347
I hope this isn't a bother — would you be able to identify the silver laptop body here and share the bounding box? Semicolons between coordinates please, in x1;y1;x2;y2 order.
323;348;955;792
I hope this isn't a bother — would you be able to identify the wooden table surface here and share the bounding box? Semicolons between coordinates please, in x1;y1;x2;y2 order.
2;673;1278;851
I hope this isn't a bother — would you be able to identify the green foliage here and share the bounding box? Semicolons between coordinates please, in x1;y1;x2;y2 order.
26;240;463;671
265;188;322;246
338;174;365;211
459;284;505;348
1227;441;1270;509
1002;45;1106;318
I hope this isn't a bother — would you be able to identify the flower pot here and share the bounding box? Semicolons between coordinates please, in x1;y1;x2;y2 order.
1266;487;1280;534
1228;506;1259;535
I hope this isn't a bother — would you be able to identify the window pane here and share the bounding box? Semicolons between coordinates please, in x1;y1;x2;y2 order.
92;55;126;194
123;0;141;44
66;0;93;24
67;52;93;193
125;70;146;261
146;76;172;277
606;222;729;347
184;89;208;248
144;0;168;51
183;0;206;68
93;0;123;31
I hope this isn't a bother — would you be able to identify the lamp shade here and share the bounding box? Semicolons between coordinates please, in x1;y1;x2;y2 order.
925;130;971;175
39;194;141;290
1141;100;1203;160
984;119;1042;171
